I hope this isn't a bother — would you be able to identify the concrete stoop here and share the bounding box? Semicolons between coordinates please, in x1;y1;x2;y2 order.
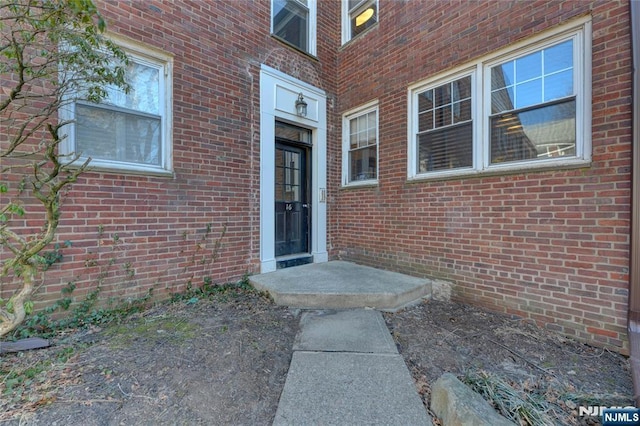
250;261;431;311
273;309;431;425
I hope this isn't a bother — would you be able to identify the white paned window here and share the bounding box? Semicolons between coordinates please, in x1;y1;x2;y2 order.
342;0;378;44
272;0;317;55
342;101;378;185
416;74;473;173
407;19;591;179
489;39;576;164
63;41;172;174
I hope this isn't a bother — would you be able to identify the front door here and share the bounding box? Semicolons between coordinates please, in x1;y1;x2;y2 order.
275;122;311;257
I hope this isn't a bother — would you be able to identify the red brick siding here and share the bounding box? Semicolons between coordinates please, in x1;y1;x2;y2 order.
332;0;632;351
0;0;338;309
1;0;632;353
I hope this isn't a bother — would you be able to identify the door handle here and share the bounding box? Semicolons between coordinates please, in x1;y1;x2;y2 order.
303;204;309;208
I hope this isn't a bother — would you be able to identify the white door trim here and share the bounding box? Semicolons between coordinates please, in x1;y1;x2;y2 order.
259;65;328;273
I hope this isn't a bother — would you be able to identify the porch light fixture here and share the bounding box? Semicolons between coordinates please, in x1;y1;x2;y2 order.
355;8;375;27
295;93;307;117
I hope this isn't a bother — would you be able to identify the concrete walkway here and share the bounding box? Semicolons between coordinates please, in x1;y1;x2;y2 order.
273;309;431;425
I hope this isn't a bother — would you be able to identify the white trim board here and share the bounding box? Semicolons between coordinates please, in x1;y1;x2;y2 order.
259;65;328;273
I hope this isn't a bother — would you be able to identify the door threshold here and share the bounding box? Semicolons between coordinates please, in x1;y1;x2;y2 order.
276;254;313;269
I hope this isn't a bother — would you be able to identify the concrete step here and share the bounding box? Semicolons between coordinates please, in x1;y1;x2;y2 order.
250;261;431;311
293;309;397;353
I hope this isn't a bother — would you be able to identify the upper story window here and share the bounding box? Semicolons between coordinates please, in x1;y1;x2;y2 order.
408;19;591;180
61;40;173;175
272;0;317;55
342;101;378;186
342;0;378;44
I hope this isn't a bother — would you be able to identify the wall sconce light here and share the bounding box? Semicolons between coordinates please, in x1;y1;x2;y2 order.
295;93;307;117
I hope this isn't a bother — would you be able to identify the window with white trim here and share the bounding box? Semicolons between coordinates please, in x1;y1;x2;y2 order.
342;102;378;185
272;0;317;55
416;74;473;173
408;20;590;179
63;42;172;174
342;0;378;44
489;39;576;164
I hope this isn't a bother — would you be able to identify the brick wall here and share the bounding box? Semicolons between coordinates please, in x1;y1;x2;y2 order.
1;0;632;353
0;0;338;309
332;0;632;351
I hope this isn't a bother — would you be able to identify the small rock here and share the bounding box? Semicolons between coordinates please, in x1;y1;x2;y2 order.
431;373;516;426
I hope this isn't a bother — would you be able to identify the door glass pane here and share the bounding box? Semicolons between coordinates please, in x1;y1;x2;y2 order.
275;150;286;201
275;121;311;144
276;148;302;202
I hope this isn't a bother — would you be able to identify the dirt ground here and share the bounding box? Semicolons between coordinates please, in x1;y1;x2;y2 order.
1;290;298;425
0;290;635;425
384;300;634;425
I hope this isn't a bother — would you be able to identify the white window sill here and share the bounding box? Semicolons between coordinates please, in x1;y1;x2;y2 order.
341;179;378;189
70;157;174;178
408;158;591;182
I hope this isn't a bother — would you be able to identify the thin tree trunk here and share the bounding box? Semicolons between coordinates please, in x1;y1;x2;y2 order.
0;265;35;337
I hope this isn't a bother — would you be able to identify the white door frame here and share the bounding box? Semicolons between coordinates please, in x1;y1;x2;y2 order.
259;65;328;273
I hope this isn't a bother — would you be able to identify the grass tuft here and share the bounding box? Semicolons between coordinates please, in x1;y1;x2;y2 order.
462;369;634;425
462;370;556;425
